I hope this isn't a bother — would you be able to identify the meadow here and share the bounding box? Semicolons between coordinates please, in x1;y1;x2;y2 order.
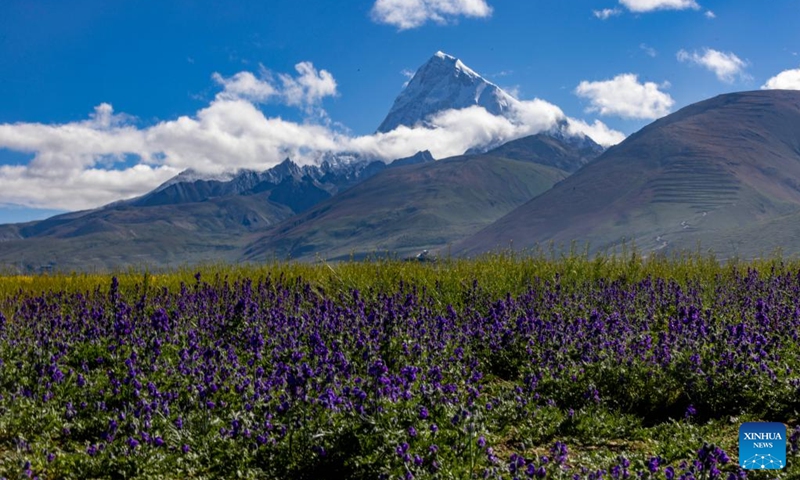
0;250;799;479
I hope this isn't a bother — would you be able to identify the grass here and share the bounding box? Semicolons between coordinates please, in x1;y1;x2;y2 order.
0;246;789;301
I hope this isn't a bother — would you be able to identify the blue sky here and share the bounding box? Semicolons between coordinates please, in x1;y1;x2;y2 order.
0;0;798;223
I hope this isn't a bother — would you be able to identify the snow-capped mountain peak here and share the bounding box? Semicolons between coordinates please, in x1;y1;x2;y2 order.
432;51;480;79
377;51;519;133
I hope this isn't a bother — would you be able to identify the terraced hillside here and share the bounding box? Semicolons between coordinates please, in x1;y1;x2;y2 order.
648;158;740;211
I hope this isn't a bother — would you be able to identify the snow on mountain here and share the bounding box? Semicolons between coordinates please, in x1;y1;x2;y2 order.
376;51;606;154
154;168;237;192
377;51;520;133
134;151;394;209
153;51;604;196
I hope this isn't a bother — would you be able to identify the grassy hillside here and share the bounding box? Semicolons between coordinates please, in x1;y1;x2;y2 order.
243;154;569;261
0;193;293;273
458;91;800;259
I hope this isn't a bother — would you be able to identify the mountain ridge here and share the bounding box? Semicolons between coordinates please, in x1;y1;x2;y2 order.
456;90;800;259
241;134;602;261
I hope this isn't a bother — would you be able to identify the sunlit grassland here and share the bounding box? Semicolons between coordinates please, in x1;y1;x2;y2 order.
2;247;795;303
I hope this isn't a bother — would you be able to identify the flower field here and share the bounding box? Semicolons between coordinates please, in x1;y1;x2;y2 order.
0;253;799;479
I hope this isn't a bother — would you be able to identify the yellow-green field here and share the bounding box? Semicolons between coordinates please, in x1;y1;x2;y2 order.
1;248;793;302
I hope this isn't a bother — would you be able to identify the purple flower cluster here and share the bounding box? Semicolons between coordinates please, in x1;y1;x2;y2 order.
0;270;798;477
509;453;547;478
660;447;745;480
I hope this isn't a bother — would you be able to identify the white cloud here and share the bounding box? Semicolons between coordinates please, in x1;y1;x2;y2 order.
762;68;800;90
213;62;337;111
346;100;622;160
503;85;521;99
348;107;518;160
575;74;674;119
677;48;749;83
0;98;344;210
511;99;570;133
212;71;277;103
278;62;338;109
705;10;716;18
0;62;624;212
401;69;415;87
619;0;700;12
640;43;657;57
0;164;178;211
491;70;513;78
565;119;627;146
371;0;492;30
593;8;622;19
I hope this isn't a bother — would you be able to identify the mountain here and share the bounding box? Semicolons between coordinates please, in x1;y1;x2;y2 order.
131;154;387;209
0;150;438;272
388;150;435;168
0;50;611;272
456;90;800;259
241;134;599;261
377;51;519;133
377;51;604;156
484;131;603;173
0;192;296;271
131;150;435;209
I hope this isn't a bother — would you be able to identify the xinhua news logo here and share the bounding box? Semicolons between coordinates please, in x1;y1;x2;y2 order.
739;422;786;470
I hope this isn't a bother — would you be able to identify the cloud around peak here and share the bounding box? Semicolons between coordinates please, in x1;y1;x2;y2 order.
371;0;493;30
0;60;624;212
